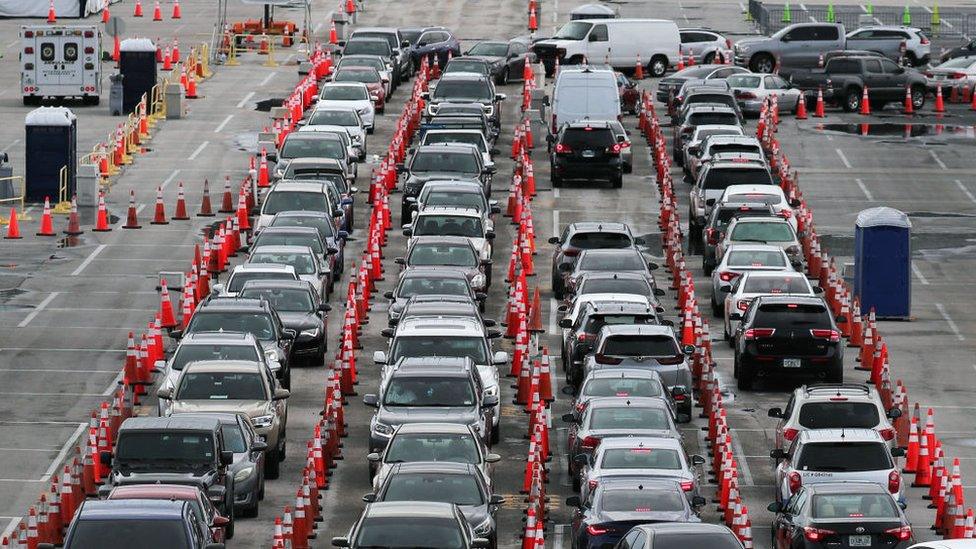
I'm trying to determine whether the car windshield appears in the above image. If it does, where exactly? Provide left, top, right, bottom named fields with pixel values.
left=583, top=377, right=663, bottom=399
left=812, top=494, right=899, bottom=519
left=390, top=336, right=488, bottom=363
left=694, top=128, right=741, bottom=142
left=562, top=128, right=615, bottom=148
left=384, top=377, right=476, bottom=407
left=584, top=314, right=658, bottom=332
left=352, top=31, right=397, bottom=49
left=270, top=215, right=335, bottom=240
left=798, top=402, right=880, bottom=429
left=177, top=371, right=267, bottom=401
left=411, top=151, right=480, bottom=173
left=335, top=68, right=381, bottom=83
left=755, top=303, right=831, bottom=327
left=743, top=276, right=809, bottom=294
left=589, top=407, right=670, bottom=430
left=249, top=251, right=317, bottom=275
left=601, top=448, right=682, bottom=470
left=221, top=424, right=248, bottom=453
left=116, top=432, right=214, bottom=462
left=797, top=442, right=892, bottom=472
left=554, top=21, right=592, bottom=40
left=399, top=277, right=470, bottom=297
left=578, top=251, right=644, bottom=271
left=262, top=191, right=330, bottom=215
left=687, top=95, right=735, bottom=109
left=240, top=288, right=314, bottom=313
left=67, top=520, right=189, bottom=549
left=188, top=312, right=275, bottom=340
left=356, top=516, right=464, bottom=549
left=341, top=57, right=385, bottom=71
left=321, top=86, right=369, bottom=101
left=602, top=335, right=680, bottom=357
left=703, top=167, right=773, bottom=190
left=401, top=29, right=423, bottom=44
left=385, top=433, right=480, bottom=464
left=557, top=84, right=620, bottom=118
left=677, top=66, right=719, bottom=78
left=445, top=60, right=489, bottom=75
left=424, top=133, right=486, bottom=151
left=226, top=271, right=297, bottom=293
left=414, top=215, right=483, bottom=238
left=383, top=473, right=484, bottom=506
left=286, top=170, right=346, bottom=187
left=343, top=40, right=391, bottom=56
left=280, top=137, right=345, bottom=160
left=568, top=232, right=632, bottom=249
left=727, top=74, right=762, bottom=88
left=730, top=221, right=794, bottom=243
left=309, top=109, right=360, bottom=127
left=712, top=144, right=762, bottom=157
left=938, top=57, right=976, bottom=69
left=432, top=80, right=493, bottom=101
left=689, top=112, right=739, bottom=126
left=425, top=191, right=486, bottom=211
left=579, top=278, right=651, bottom=296
left=468, top=42, right=509, bottom=56
left=600, top=488, right=686, bottom=513
left=252, top=233, right=324, bottom=256
left=170, top=344, right=260, bottom=371
left=408, top=243, right=477, bottom=267
left=727, top=249, right=787, bottom=268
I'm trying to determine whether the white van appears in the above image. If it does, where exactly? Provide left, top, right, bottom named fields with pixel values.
left=550, top=66, right=620, bottom=133
left=532, top=19, right=680, bottom=77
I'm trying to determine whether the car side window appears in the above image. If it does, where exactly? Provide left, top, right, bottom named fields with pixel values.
left=632, top=531, right=647, bottom=549
left=814, top=26, right=839, bottom=40
left=783, top=394, right=795, bottom=419
left=764, top=75, right=784, bottom=89
left=784, top=27, right=815, bottom=41
left=619, top=529, right=640, bottom=549
left=510, top=42, right=527, bottom=55
left=590, top=24, right=609, bottom=42
left=880, top=58, right=901, bottom=73
left=864, top=59, right=883, bottom=73
left=730, top=277, right=742, bottom=292
left=848, top=30, right=869, bottom=40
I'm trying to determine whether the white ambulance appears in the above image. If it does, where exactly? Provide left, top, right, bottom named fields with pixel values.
left=21, top=25, right=102, bottom=106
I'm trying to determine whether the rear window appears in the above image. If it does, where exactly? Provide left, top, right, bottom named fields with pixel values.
left=755, top=303, right=831, bottom=327
left=811, top=494, right=899, bottom=519
left=578, top=251, right=644, bottom=271
left=602, top=335, right=679, bottom=356
left=797, top=442, right=892, bottom=472
left=579, top=278, right=651, bottom=296
left=725, top=191, right=777, bottom=205
left=67, top=520, right=189, bottom=549
left=712, top=144, right=762, bottom=156
left=601, top=448, right=682, bottom=469
left=589, top=407, right=670, bottom=430
left=726, top=249, right=787, bottom=268
left=584, top=314, right=658, bottom=332
left=687, top=94, right=735, bottom=107
left=652, top=533, right=741, bottom=549
left=561, top=128, right=615, bottom=148
left=568, top=232, right=632, bottom=249
left=727, top=74, right=762, bottom=88
left=743, top=275, right=809, bottom=294
left=582, top=377, right=663, bottom=399
left=600, top=488, right=686, bottom=513
left=703, top=167, right=773, bottom=190
left=798, top=402, right=880, bottom=429
left=730, top=221, right=795, bottom=243
left=688, top=112, right=739, bottom=126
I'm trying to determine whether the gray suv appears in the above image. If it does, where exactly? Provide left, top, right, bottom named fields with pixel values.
left=734, top=23, right=846, bottom=74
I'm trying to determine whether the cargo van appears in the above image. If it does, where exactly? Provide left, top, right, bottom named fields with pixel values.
left=532, top=19, right=680, bottom=77
left=20, top=25, right=102, bottom=106
left=550, top=66, right=620, bottom=134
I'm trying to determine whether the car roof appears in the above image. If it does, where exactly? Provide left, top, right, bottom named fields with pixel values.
left=573, top=293, right=651, bottom=307
left=729, top=216, right=790, bottom=225
left=414, top=143, right=481, bottom=155
left=403, top=301, right=478, bottom=316
left=78, top=499, right=188, bottom=520
left=580, top=272, right=650, bottom=282
left=585, top=368, right=664, bottom=381
left=175, top=412, right=250, bottom=426
left=396, top=316, right=484, bottom=335
left=597, top=476, right=682, bottom=490
left=391, top=461, right=477, bottom=475
left=708, top=160, right=770, bottom=169
left=409, top=235, right=476, bottom=246
left=599, top=324, right=674, bottom=337
left=283, top=131, right=342, bottom=142
left=269, top=180, right=328, bottom=192
left=353, top=27, right=398, bottom=33
left=686, top=104, right=738, bottom=114
left=563, top=120, right=614, bottom=130
left=638, top=523, right=735, bottom=534
left=272, top=210, right=333, bottom=219
left=417, top=206, right=482, bottom=217
left=741, top=270, right=805, bottom=280
left=799, top=383, right=875, bottom=398
left=249, top=245, right=316, bottom=255
left=400, top=267, right=469, bottom=279
left=284, top=157, right=344, bottom=168
left=723, top=183, right=781, bottom=194
left=568, top=221, right=631, bottom=233
left=753, top=295, right=827, bottom=306
left=181, top=331, right=257, bottom=344
left=195, top=298, right=271, bottom=312
left=579, top=248, right=641, bottom=258
left=231, top=263, right=298, bottom=274
left=365, top=501, right=457, bottom=518
left=421, top=181, right=484, bottom=192
left=798, top=428, right=883, bottom=443
left=395, top=356, right=474, bottom=369
left=693, top=124, right=743, bottom=134
left=322, top=82, right=370, bottom=90
left=585, top=301, right=656, bottom=314
left=437, top=72, right=490, bottom=82
left=239, top=279, right=316, bottom=292
left=108, top=484, right=204, bottom=500
left=598, top=436, right=683, bottom=450
left=391, top=364, right=472, bottom=378
left=346, top=37, right=390, bottom=45
left=257, top=225, right=321, bottom=236
left=723, top=243, right=785, bottom=253
left=120, top=415, right=221, bottom=432
left=587, top=396, right=671, bottom=410
left=805, top=482, right=891, bottom=494
left=395, top=422, right=473, bottom=434
left=182, top=360, right=264, bottom=374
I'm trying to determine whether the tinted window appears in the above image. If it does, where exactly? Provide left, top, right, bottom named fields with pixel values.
left=798, top=402, right=880, bottom=429
left=694, top=128, right=742, bottom=143
left=252, top=232, right=324, bottom=256
left=582, top=377, right=663, bottom=398
left=814, top=26, right=839, bottom=40
left=335, top=68, right=381, bottom=83
left=864, top=59, right=883, bottom=73
left=599, top=488, right=686, bottom=513
left=399, top=276, right=470, bottom=297
left=755, top=303, right=831, bottom=328
left=356, top=516, right=464, bottom=549
left=280, top=137, right=345, bottom=160
left=578, top=251, right=645, bottom=271
left=445, top=59, right=489, bottom=75
left=797, top=442, right=892, bottom=471
left=711, top=144, right=762, bottom=157
left=686, top=94, right=735, bottom=107
left=408, top=243, right=477, bottom=267
left=188, top=312, right=275, bottom=339
left=811, top=494, right=899, bottom=519
left=390, top=335, right=488, bottom=363
left=727, top=74, right=762, bottom=88
left=601, top=448, right=682, bottom=469
left=563, top=127, right=615, bottom=148
left=568, top=232, right=632, bottom=249
left=414, top=215, right=483, bottom=238
left=589, top=407, right=670, bottom=430
left=468, top=42, right=508, bottom=56
left=703, top=167, right=773, bottom=189
left=652, top=532, right=741, bottom=549
left=116, top=432, right=214, bottom=461
left=688, top=112, right=739, bottom=126
left=351, top=32, right=397, bottom=49
left=554, top=21, right=592, bottom=40
left=385, top=433, right=480, bottom=464
left=343, top=40, right=391, bottom=56
left=726, top=249, right=787, bottom=267
left=401, top=30, right=422, bottom=44
left=67, top=519, right=189, bottom=549
left=425, top=191, right=486, bottom=211
left=880, top=58, right=901, bottom=73
left=225, top=271, right=298, bottom=293
left=826, top=59, right=861, bottom=74
left=602, top=335, right=680, bottom=356
left=432, top=80, right=493, bottom=101
left=384, top=377, right=476, bottom=406
left=724, top=191, right=777, bottom=204
left=321, top=86, right=369, bottom=100
left=424, top=132, right=486, bottom=151
left=222, top=424, right=248, bottom=453
left=171, top=344, right=260, bottom=372
left=249, top=251, right=317, bottom=275
left=310, top=109, right=362, bottom=127
left=383, top=473, right=483, bottom=505
left=340, top=57, right=385, bottom=71
left=579, top=278, right=651, bottom=296
left=411, top=151, right=480, bottom=173
left=590, top=24, right=608, bottom=41
left=784, top=27, right=816, bottom=41
left=240, top=287, right=314, bottom=312
left=742, top=276, right=809, bottom=294
left=177, top=372, right=267, bottom=401
left=585, top=314, right=658, bottom=332
left=729, top=221, right=794, bottom=242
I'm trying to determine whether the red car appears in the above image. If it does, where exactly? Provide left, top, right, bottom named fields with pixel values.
left=333, top=66, right=387, bottom=113
left=616, top=71, right=641, bottom=115
left=107, top=484, right=230, bottom=543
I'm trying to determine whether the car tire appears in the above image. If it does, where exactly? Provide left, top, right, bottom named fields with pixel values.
left=749, top=53, right=775, bottom=74
left=571, top=473, right=581, bottom=492
left=224, top=487, right=235, bottom=539
left=553, top=277, right=565, bottom=300
left=703, top=260, right=714, bottom=276
left=501, top=67, right=510, bottom=85
left=367, top=126, right=374, bottom=135
left=224, top=513, right=235, bottom=540
left=649, top=55, right=668, bottom=78
left=489, top=533, right=498, bottom=549
left=264, top=449, right=281, bottom=479
left=552, top=172, right=562, bottom=188
left=827, top=360, right=844, bottom=383
left=843, top=87, right=861, bottom=112
left=314, top=342, right=327, bottom=366
left=711, top=296, right=723, bottom=317
left=911, top=85, right=926, bottom=109
left=240, top=498, right=259, bottom=518
left=611, top=174, right=623, bottom=189
left=903, top=52, right=918, bottom=67
left=724, top=324, right=735, bottom=347
left=737, top=360, right=754, bottom=390
left=490, top=421, right=500, bottom=445
left=703, top=51, right=716, bottom=64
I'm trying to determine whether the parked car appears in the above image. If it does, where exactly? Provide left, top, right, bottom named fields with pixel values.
left=550, top=120, right=626, bottom=189
left=385, top=267, right=484, bottom=322
left=657, top=64, right=750, bottom=104
left=336, top=54, right=394, bottom=96
left=789, top=55, right=927, bottom=112
left=709, top=242, right=796, bottom=312
left=714, top=216, right=803, bottom=268
left=333, top=66, right=387, bottom=112
left=317, top=83, right=376, bottom=133
left=246, top=244, right=331, bottom=301
left=331, top=501, right=488, bottom=549
left=267, top=211, right=347, bottom=275
left=680, top=28, right=732, bottom=64
left=238, top=279, right=330, bottom=365
left=399, top=143, right=492, bottom=224
left=549, top=66, right=620, bottom=133
left=410, top=27, right=462, bottom=68
left=561, top=300, right=661, bottom=387
left=615, top=72, right=641, bottom=114
left=618, top=523, right=744, bottom=549
left=398, top=235, right=491, bottom=293
left=158, top=331, right=272, bottom=408
left=561, top=248, right=658, bottom=297
left=549, top=222, right=641, bottom=299
left=465, top=37, right=535, bottom=84
left=925, top=56, right=976, bottom=95
left=426, top=72, right=504, bottom=129
left=347, top=27, right=412, bottom=83
left=846, top=25, right=930, bottom=66
left=571, top=369, right=675, bottom=419
left=726, top=72, right=803, bottom=116
left=734, top=23, right=847, bottom=74
left=107, top=484, right=229, bottom=542
left=532, top=19, right=680, bottom=77
left=302, top=107, right=367, bottom=160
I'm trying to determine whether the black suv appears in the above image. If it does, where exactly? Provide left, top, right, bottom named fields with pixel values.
left=732, top=295, right=844, bottom=390
left=98, top=416, right=236, bottom=538
left=559, top=300, right=661, bottom=386
left=177, top=298, right=296, bottom=388
left=698, top=202, right=777, bottom=270
left=238, top=280, right=330, bottom=366
left=549, top=121, right=624, bottom=189
left=398, top=144, right=493, bottom=224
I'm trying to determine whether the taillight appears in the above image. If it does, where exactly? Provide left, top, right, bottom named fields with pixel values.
left=24, top=30, right=34, bottom=38
left=619, top=141, right=631, bottom=149
left=577, top=333, right=593, bottom=342
left=706, top=229, right=719, bottom=245
left=783, top=428, right=799, bottom=442
left=586, top=524, right=609, bottom=536
left=594, top=355, right=622, bottom=365
left=888, top=470, right=901, bottom=494
left=803, top=527, right=834, bottom=542
left=718, top=271, right=739, bottom=282
left=744, top=328, right=775, bottom=340
left=581, top=436, right=601, bottom=449
left=656, top=355, right=686, bottom=365
left=779, top=209, right=792, bottom=218
left=680, top=481, right=694, bottom=492
left=879, top=428, right=896, bottom=441
left=737, top=299, right=751, bottom=312
left=736, top=91, right=757, bottom=99
left=25, top=46, right=34, bottom=54
left=84, top=31, right=94, bottom=38
left=575, top=401, right=586, bottom=412
left=680, top=126, right=694, bottom=135
left=885, top=526, right=912, bottom=541
left=924, top=71, right=934, bottom=78
left=810, top=329, right=840, bottom=342
left=949, top=72, right=966, bottom=79
left=588, top=479, right=598, bottom=490
left=726, top=39, right=733, bottom=48
left=555, top=143, right=572, bottom=154
left=920, top=36, right=930, bottom=45
left=788, top=472, right=802, bottom=493
left=563, top=248, right=579, bottom=257
left=607, top=143, right=622, bottom=155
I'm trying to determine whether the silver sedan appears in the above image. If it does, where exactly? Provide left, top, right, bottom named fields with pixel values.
left=727, top=73, right=802, bottom=116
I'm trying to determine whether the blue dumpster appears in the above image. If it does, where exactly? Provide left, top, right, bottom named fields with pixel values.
left=854, top=207, right=911, bottom=319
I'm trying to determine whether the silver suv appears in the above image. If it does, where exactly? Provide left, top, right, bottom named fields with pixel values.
left=772, top=429, right=906, bottom=505
left=768, top=383, right=902, bottom=450
left=845, top=26, right=931, bottom=66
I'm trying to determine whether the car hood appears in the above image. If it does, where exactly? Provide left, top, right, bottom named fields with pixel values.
left=110, top=469, right=217, bottom=487
left=277, top=311, right=322, bottom=331
left=317, top=99, right=373, bottom=112
left=169, top=400, right=269, bottom=418
left=597, top=510, right=696, bottom=524
left=377, top=405, right=480, bottom=426
left=458, top=505, right=491, bottom=528
left=405, top=265, right=480, bottom=280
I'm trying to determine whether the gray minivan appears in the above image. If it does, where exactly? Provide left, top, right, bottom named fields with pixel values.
left=549, top=66, right=620, bottom=137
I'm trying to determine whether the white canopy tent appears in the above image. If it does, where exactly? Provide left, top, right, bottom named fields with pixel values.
left=0, top=0, right=120, bottom=18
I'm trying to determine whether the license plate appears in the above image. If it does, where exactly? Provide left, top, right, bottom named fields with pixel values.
left=783, top=358, right=802, bottom=368
left=849, top=535, right=871, bottom=546
left=581, top=150, right=596, bottom=158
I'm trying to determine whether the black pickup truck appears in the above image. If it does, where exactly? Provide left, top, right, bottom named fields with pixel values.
left=790, top=55, right=927, bottom=112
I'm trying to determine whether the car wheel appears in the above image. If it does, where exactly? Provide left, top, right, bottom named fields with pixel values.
left=711, top=296, right=722, bottom=317
left=367, top=126, right=374, bottom=135
left=489, top=533, right=498, bottom=549
left=749, top=53, right=775, bottom=74
left=903, top=52, right=918, bottom=67
left=224, top=511, right=235, bottom=539
left=501, top=67, right=510, bottom=85
left=911, top=85, right=926, bottom=109
left=264, top=449, right=281, bottom=479
left=724, top=322, right=733, bottom=344
left=611, top=174, right=623, bottom=189
left=571, top=473, right=581, bottom=492
left=703, top=260, right=714, bottom=276
left=649, top=55, right=668, bottom=77
left=490, top=421, right=500, bottom=444
left=240, top=498, right=259, bottom=518
left=552, top=171, right=562, bottom=188
left=315, top=342, right=327, bottom=366
left=703, top=51, right=716, bottom=64
left=843, top=88, right=861, bottom=112
left=737, top=360, right=754, bottom=390
left=827, top=360, right=844, bottom=383
left=553, top=276, right=565, bottom=300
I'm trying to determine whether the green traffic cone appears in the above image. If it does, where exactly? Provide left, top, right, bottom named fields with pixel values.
left=826, top=2, right=835, bottom=22
left=782, top=2, right=792, bottom=23
left=902, top=4, right=911, bottom=25
left=931, top=2, right=940, bottom=25
left=865, top=0, right=873, bottom=14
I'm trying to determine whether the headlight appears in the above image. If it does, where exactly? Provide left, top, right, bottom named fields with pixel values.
left=474, top=517, right=493, bottom=535
left=483, top=385, right=498, bottom=398
left=483, top=105, right=494, bottom=116
left=234, top=466, right=255, bottom=482
left=252, top=415, right=274, bottom=428
left=264, top=349, right=278, bottom=361
left=472, top=274, right=486, bottom=288
left=301, top=327, right=321, bottom=338
left=353, top=135, right=363, bottom=143
left=373, top=422, right=394, bottom=436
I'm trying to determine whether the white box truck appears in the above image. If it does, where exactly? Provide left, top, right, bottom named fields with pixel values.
left=21, top=25, right=102, bottom=106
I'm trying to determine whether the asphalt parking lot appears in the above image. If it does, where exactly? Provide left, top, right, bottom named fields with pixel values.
left=2, top=0, right=976, bottom=547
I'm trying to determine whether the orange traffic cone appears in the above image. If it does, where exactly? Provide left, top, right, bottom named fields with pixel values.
left=219, top=176, right=235, bottom=213
left=152, top=0, right=162, bottom=21
left=860, top=85, right=871, bottom=115
left=171, top=0, right=181, bottom=19
left=162, top=47, right=172, bottom=71
left=150, top=186, right=168, bottom=224
left=133, top=0, right=143, bottom=17
left=4, top=208, right=22, bottom=239
left=64, top=196, right=83, bottom=235
left=185, top=71, right=198, bottom=99
left=329, top=22, right=338, bottom=45
left=101, top=6, right=110, bottom=23
left=814, top=88, right=825, bottom=118
left=173, top=182, right=190, bottom=220
left=198, top=179, right=215, bottom=217
left=676, top=49, right=685, bottom=71
left=47, top=0, right=56, bottom=23
left=795, top=94, right=808, bottom=119
left=528, top=7, right=538, bottom=32
left=903, top=85, right=914, bottom=115
left=122, top=189, right=141, bottom=229
left=159, top=279, right=178, bottom=329
left=93, top=192, right=112, bottom=232
left=635, top=54, right=644, bottom=80
left=971, top=84, right=976, bottom=111
left=935, top=83, right=946, bottom=113
left=36, top=197, right=55, bottom=236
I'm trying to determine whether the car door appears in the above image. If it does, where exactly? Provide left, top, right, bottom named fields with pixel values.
left=775, top=488, right=806, bottom=549
left=862, top=58, right=888, bottom=97
left=879, top=57, right=905, bottom=100
left=586, top=23, right=611, bottom=65
left=508, top=41, right=530, bottom=76
left=779, top=26, right=818, bottom=69
left=774, top=393, right=795, bottom=449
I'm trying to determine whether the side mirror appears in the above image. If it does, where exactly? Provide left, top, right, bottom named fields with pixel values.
left=373, top=351, right=387, bottom=364
left=338, top=230, right=349, bottom=240
left=328, top=247, right=340, bottom=255
left=363, top=394, right=379, bottom=407
left=490, top=494, right=505, bottom=505
left=483, top=319, right=497, bottom=328
left=481, top=258, right=492, bottom=267
left=705, top=198, right=715, bottom=207
left=495, top=93, right=506, bottom=101
left=251, top=440, right=268, bottom=452
left=574, top=454, right=590, bottom=465
left=888, top=407, right=903, bottom=419
left=486, top=453, right=502, bottom=463
left=476, top=292, right=488, bottom=301
left=768, top=407, right=784, bottom=418
left=212, top=283, right=225, bottom=295
left=692, top=496, right=707, bottom=507
left=420, top=92, right=430, bottom=100
left=487, top=329, right=502, bottom=339
left=367, top=452, right=381, bottom=462
left=273, top=388, right=291, bottom=400
left=548, top=236, right=561, bottom=244
left=156, top=387, right=173, bottom=400
left=647, top=261, right=659, bottom=271
left=562, top=385, right=576, bottom=396
left=558, top=263, right=572, bottom=272
left=566, top=495, right=582, bottom=508
left=99, top=450, right=112, bottom=466
left=490, top=204, right=501, bottom=215
left=729, top=312, right=742, bottom=320
left=770, top=448, right=787, bottom=461
left=558, top=318, right=572, bottom=329
left=473, top=539, right=491, bottom=549
left=319, top=303, right=332, bottom=312
left=545, top=134, right=555, bottom=144
left=332, top=537, right=350, bottom=548
left=485, top=230, right=496, bottom=240
left=395, top=164, right=407, bottom=174
left=170, top=329, right=184, bottom=340
left=767, top=501, right=783, bottom=513
left=212, top=516, right=230, bottom=526
left=402, top=228, right=412, bottom=237
left=654, top=288, right=666, bottom=297
left=401, top=40, right=410, bottom=48
left=682, top=344, right=695, bottom=356
left=482, top=394, right=500, bottom=408
left=384, top=291, right=395, bottom=299
left=394, top=257, right=406, bottom=265
left=812, top=286, right=825, bottom=294
left=489, top=148, right=501, bottom=156
left=691, top=454, right=707, bottom=466
left=220, top=450, right=233, bottom=466
left=362, top=493, right=377, bottom=503
left=789, top=198, right=801, bottom=208
left=492, top=351, right=509, bottom=365
left=557, top=305, right=568, bottom=313
left=719, top=285, right=732, bottom=293
left=835, top=315, right=848, bottom=323
left=381, top=328, right=394, bottom=338
left=891, top=447, right=906, bottom=457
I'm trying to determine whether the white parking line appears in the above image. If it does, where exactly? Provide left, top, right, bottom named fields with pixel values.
left=730, top=434, right=755, bottom=486
left=260, top=72, right=277, bottom=87
left=798, top=2, right=807, bottom=9
left=160, top=168, right=181, bottom=191
left=548, top=298, right=559, bottom=335
left=552, top=188, right=560, bottom=198
left=554, top=524, right=567, bottom=548
left=16, top=292, right=59, bottom=328
left=930, top=150, right=948, bottom=170
left=313, top=21, right=324, bottom=34
left=1, top=139, right=20, bottom=152
left=954, top=179, right=976, bottom=204
left=236, top=91, right=255, bottom=109
left=41, top=422, right=88, bottom=483
left=911, top=262, right=930, bottom=286
left=935, top=303, right=965, bottom=341
left=854, top=178, right=874, bottom=201
left=214, top=114, right=234, bottom=133
left=70, top=244, right=106, bottom=276
left=552, top=209, right=560, bottom=237
left=835, top=149, right=852, bottom=169
left=188, top=141, right=209, bottom=161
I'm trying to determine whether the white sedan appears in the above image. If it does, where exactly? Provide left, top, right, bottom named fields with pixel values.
left=718, top=184, right=799, bottom=231
left=709, top=243, right=795, bottom=315
left=721, top=270, right=817, bottom=343
left=316, top=82, right=376, bottom=133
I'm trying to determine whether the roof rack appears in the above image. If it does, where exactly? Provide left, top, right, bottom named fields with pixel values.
left=803, top=383, right=871, bottom=395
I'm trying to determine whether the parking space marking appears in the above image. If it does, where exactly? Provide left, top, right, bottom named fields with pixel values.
left=260, top=72, right=277, bottom=87
left=554, top=524, right=567, bottom=548
left=835, top=149, right=852, bottom=169
left=930, top=150, right=948, bottom=170
left=70, top=244, right=106, bottom=276
left=214, top=114, right=234, bottom=133
left=730, top=432, right=755, bottom=486
left=236, top=91, right=256, bottom=109
left=935, top=303, right=965, bottom=341
left=552, top=188, right=559, bottom=198
left=16, top=292, right=58, bottom=328
left=187, top=141, right=209, bottom=161
left=159, top=169, right=181, bottom=191
left=1, top=139, right=20, bottom=152
left=911, top=262, right=930, bottom=286
left=954, top=179, right=976, bottom=204
left=552, top=209, right=559, bottom=237
left=548, top=298, right=560, bottom=335
left=854, top=178, right=874, bottom=201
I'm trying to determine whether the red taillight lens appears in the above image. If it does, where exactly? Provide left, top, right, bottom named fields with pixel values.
left=920, top=36, right=930, bottom=45
left=680, top=481, right=694, bottom=492
left=885, top=526, right=912, bottom=541
left=889, top=470, right=901, bottom=494
left=607, top=143, right=622, bottom=155
left=736, top=91, right=758, bottom=99
left=779, top=209, right=792, bottom=218
left=84, top=47, right=95, bottom=54
left=737, top=299, right=751, bottom=312
left=619, top=141, right=631, bottom=149
left=718, top=271, right=739, bottom=282
left=879, top=428, right=896, bottom=441
left=25, top=47, right=34, bottom=54
left=706, top=229, right=719, bottom=245
left=575, top=402, right=586, bottom=412
left=582, top=436, right=601, bottom=449
left=555, top=143, right=571, bottom=154
left=577, top=333, right=593, bottom=343
left=588, top=479, right=599, bottom=490
left=788, top=471, right=802, bottom=493
left=24, top=30, right=34, bottom=38
left=656, top=355, right=686, bottom=365
left=586, top=524, right=609, bottom=536
left=783, top=428, right=799, bottom=442
left=84, top=31, right=94, bottom=38
left=726, top=39, right=733, bottom=48
left=551, top=116, right=558, bottom=134
left=744, top=328, right=776, bottom=340
left=803, top=527, right=834, bottom=542
left=681, top=126, right=694, bottom=135
left=950, top=72, right=966, bottom=79
left=594, top=354, right=622, bottom=365
left=810, top=329, right=840, bottom=342
left=563, top=248, right=579, bottom=257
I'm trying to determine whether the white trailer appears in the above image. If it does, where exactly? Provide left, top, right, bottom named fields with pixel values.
left=20, top=25, right=102, bottom=106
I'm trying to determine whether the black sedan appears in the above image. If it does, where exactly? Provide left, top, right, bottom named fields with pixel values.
left=238, top=280, right=329, bottom=366
left=464, top=38, right=535, bottom=85
left=769, top=482, right=913, bottom=549
left=568, top=477, right=704, bottom=549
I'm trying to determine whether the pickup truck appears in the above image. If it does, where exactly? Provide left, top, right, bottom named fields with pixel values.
left=734, top=23, right=846, bottom=75
left=789, top=55, right=927, bottom=112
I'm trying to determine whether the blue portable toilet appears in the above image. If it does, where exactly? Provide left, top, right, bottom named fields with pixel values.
left=854, top=207, right=911, bottom=319
left=24, top=106, right=77, bottom=203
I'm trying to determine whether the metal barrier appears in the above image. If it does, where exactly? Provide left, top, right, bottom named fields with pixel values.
left=224, top=33, right=280, bottom=67
left=0, top=176, right=30, bottom=224
left=52, top=166, right=72, bottom=214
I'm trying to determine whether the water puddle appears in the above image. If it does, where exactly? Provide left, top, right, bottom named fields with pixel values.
left=254, top=98, right=285, bottom=112
left=810, top=123, right=976, bottom=142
